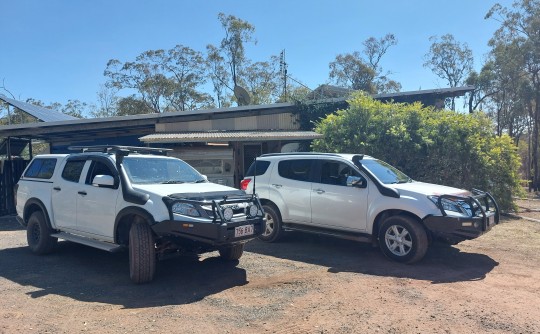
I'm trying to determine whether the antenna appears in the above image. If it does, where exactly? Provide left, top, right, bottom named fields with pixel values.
left=252, top=157, right=257, bottom=196
left=234, top=85, right=251, bottom=106
left=280, top=50, right=288, bottom=100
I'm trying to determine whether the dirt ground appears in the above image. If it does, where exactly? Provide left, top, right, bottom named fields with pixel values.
left=0, top=210, right=539, bottom=334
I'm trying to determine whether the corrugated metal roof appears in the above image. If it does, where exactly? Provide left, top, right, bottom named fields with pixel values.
left=140, top=131, right=323, bottom=143
left=0, top=95, right=78, bottom=122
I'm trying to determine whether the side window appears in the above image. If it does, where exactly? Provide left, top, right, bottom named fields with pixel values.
left=24, top=158, right=57, bottom=179
left=318, top=160, right=360, bottom=186
left=62, top=160, right=86, bottom=183
left=278, top=159, right=313, bottom=182
left=86, top=161, right=114, bottom=185
left=245, top=160, right=271, bottom=177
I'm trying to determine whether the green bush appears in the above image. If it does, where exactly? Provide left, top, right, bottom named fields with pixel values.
left=312, top=92, right=522, bottom=211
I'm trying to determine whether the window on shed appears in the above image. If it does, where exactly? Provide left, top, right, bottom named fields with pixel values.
left=62, top=160, right=86, bottom=183
left=24, top=158, right=57, bottom=179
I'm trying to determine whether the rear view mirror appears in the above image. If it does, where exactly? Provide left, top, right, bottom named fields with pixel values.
left=92, top=175, right=115, bottom=188
left=347, top=175, right=367, bottom=188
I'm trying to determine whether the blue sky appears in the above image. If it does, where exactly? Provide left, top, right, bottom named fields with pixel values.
left=0, top=0, right=514, bottom=107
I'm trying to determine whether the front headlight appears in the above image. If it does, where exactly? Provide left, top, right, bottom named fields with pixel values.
left=428, top=196, right=471, bottom=216
left=172, top=202, right=201, bottom=217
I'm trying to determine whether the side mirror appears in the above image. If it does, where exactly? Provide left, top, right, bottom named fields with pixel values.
left=347, top=175, right=367, bottom=188
left=92, top=175, right=115, bottom=188
left=202, top=174, right=208, bottom=181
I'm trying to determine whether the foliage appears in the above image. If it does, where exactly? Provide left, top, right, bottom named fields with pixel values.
left=424, top=34, right=474, bottom=110
left=104, top=45, right=212, bottom=113
left=312, top=93, right=522, bottom=211
left=328, top=34, right=401, bottom=94
left=485, top=0, right=540, bottom=191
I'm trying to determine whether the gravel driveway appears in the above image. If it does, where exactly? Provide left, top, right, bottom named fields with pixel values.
left=0, top=215, right=538, bottom=334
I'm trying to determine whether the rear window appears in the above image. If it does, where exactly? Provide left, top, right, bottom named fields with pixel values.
left=245, top=160, right=271, bottom=177
left=278, top=159, right=314, bottom=182
left=24, top=158, right=57, bottom=179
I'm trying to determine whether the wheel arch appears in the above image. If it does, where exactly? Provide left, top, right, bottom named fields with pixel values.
left=23, top=198, right=53, bottom=229
left=372, top=209, right=428, bottom=242
left=259, top=199, right=283, bottom=221
left=115, top=206, right=156, bottom=246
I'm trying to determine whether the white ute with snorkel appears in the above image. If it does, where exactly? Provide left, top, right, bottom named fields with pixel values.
left=241, top=152, right=499, bottom=263
left=15, top=145, right=265, bottom=283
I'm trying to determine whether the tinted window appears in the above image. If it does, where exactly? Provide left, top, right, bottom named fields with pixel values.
left=24, top=158, right=57, bottom=179
left=278, top=159, right=313, bottom=182
left=245, top=160, right=271, bottom=177
left=86, top=161, right=114, bottom=185
left=62, top=160, right=86, bottom=183
left=318, top=160, right=360, bottom=186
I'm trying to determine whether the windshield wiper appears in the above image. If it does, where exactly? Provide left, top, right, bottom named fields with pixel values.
left=194, top=179, right=207, bottom=183
left=161, top=180, right=185, bottom=184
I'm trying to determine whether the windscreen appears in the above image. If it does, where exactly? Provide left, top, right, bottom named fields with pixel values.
left=361, top=159, right=411, bottom=184
left=123, top=157, right=205, bottom=184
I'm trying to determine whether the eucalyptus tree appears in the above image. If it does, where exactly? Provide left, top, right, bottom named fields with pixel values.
left=423, top=34, right=474, bottom=110
left=486, top=0, right=540, bottom=190
left=104, top=45, right=209, bottom=113
left=329, top=34, right=401, bottom=94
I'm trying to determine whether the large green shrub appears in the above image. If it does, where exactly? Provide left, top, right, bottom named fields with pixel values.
left=312, top=92, right=522, bottom=211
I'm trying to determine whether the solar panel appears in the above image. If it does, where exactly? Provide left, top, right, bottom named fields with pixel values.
left=0, top=95, right=78, bottom=122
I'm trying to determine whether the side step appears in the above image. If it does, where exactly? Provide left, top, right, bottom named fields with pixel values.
left=282, top=224, right=372, bottom=243
left=51, top=232, right=124, bottom=252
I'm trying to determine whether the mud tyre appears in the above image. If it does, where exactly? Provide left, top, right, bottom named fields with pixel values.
left=129, top=222, right=156, bottom=284
left=219, top=243, right=245, bottom=261
left=26, top=211, right=57, bottom=255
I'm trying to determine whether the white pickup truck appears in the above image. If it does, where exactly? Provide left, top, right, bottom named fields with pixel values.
left=15, top=145, right=265, bottom=283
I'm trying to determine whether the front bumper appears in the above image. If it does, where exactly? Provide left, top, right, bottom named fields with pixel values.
left=151, top=216, right=265, bottom=247
left=423, top=212, right=497, bottom=244
left=423, top=189, right=499, bottom=244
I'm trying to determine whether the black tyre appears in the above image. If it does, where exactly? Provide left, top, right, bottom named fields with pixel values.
left=26, top=211, right=57, bottom=255
left=378, top=215, right=428, bottom=264
left=219, top=243, right=245, bottom=260
left=129, top=222, right=156, bottom=284
left=259, top=204, right=283, bottom=242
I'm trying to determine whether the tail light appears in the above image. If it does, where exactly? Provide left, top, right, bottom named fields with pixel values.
left=240, top=178, right=251, bottom=191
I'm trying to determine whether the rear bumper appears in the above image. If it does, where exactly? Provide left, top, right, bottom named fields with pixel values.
left=151, top=217, right=265, bottom=247
left=423, top=212, right=497, bottom=244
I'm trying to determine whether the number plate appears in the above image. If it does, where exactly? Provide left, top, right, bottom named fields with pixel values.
left=235, top=224, right=254, bottom=238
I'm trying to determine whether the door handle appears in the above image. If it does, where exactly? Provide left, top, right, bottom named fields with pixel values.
left=78, top=191, right=87, bottom=196
left=314, top=188, right=325, bottom=194
left=53, top=187, right=61, bottom=191
left=272, top=184, right=282, bottom=189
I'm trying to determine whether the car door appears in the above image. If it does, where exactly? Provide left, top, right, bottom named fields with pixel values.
left=76, top=159, right=120, bottom=241
left=51, top=158, right=87, bottom=231
left=268, top=158, right=315, bottom=224
left=310, top=159, right=369, bottom=231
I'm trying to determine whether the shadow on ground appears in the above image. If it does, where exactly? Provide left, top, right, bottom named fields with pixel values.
left=246, top=231, right=499, bottom=284
left=0, top=216, right=246, bottom=309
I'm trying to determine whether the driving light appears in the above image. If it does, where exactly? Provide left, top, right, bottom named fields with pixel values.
left=223, top=207, right=234, bottom=221
left=172, top=203, right=201, bottom=217
left=248, top=204, right=258, bottom=217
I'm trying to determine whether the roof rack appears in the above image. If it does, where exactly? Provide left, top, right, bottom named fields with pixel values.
left=68, top=145, right=172, bottom=155
left=260, top=152, right=344, bottom=158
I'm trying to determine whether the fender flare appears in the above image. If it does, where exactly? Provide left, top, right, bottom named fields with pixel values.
left=23, top=198, right=53, bottom=229
left=114, top=206, right=156, bottom=244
